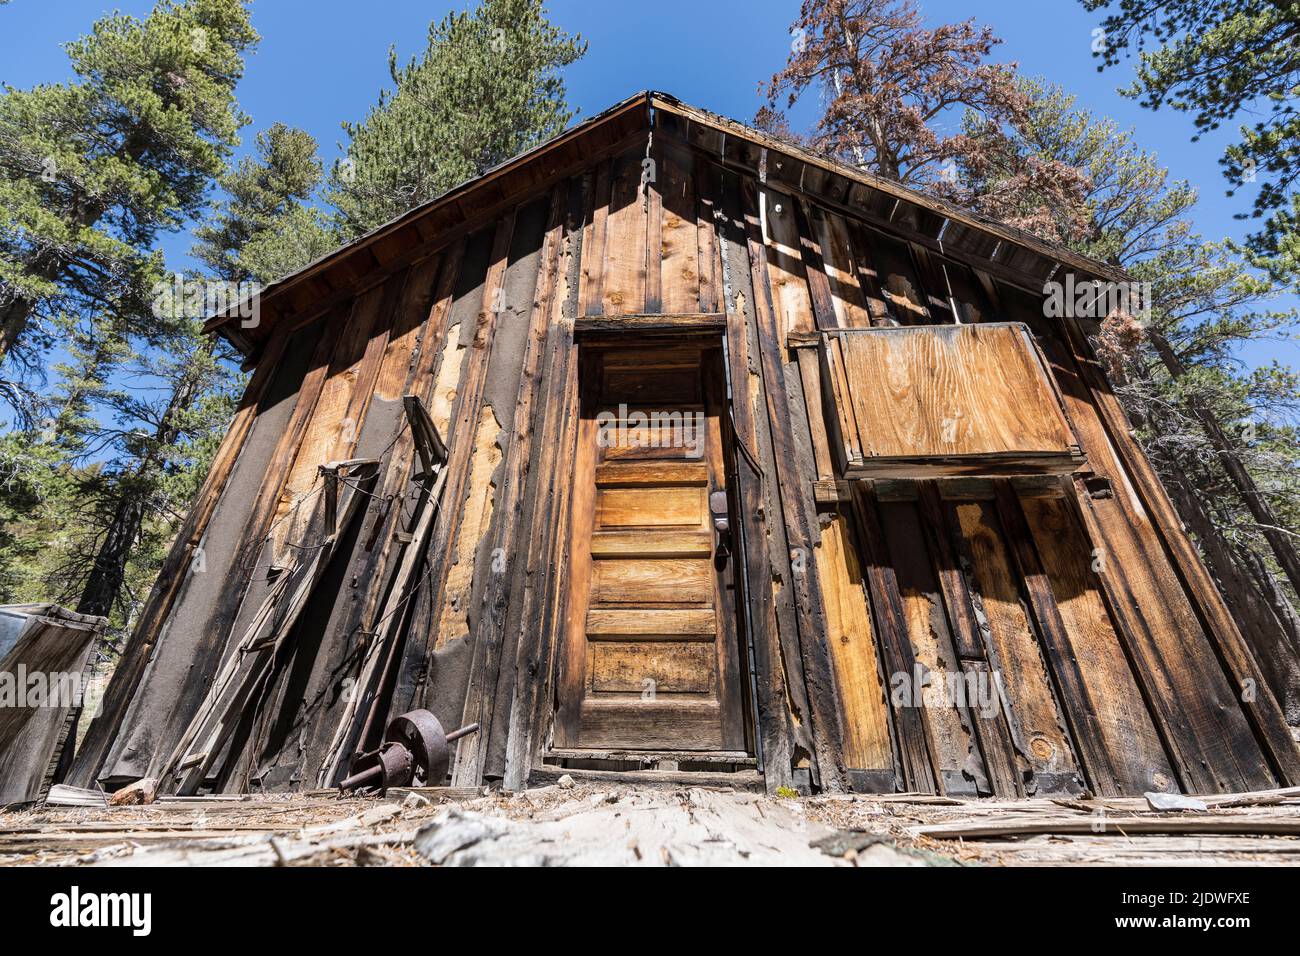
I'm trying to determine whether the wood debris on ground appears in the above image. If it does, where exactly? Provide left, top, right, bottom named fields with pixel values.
left=2, top=784, right=1298, bottom=867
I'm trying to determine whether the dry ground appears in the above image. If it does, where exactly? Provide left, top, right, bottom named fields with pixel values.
left=2, top=782, right=1298, bottom=866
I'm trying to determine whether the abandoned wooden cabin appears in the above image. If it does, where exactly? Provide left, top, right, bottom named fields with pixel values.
left=66, top=91, right=1300, bottom=799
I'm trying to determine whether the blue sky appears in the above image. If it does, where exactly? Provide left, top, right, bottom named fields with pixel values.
left=3, top=0, right=1295, bottom=370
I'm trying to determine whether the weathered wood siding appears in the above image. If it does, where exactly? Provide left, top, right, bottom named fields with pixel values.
left=70, top=97, right=1300, bottom=797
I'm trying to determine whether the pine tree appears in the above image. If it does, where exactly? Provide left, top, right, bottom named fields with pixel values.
left=760, top=0, right=1087, bottom=239
left=1083, top=0, right=1300, bottom=281
left=0, top=1, right=258, bottom=632
left=66, top=117, right=335, bottom=626
left=0, top=0, right=259, bottom=385
left=192, top=122, right=335, bottom=285
left=55, top=320, right=237, bottom=622
left=327, top=0, right=585, bottom=236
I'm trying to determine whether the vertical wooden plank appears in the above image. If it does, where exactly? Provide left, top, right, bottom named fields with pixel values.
left=951, top=496, right=1082, bottom=794
left=657, top=146, right=700, bottom=315
left=796, top=348, right=836, bottom=480
left=453, top=188, right=566, bottom=785
left=644, top=146, right=663, bottom=314
left=373, top=254, right=443, bottom=402
left=791, top=199, right=839, bottom=334
left=787, top=202, right=863, bottom=478
left=917, top=482, right=1021, bottom=796
left=503, top=173, right=588, bottom=790
left=268, top=284, right=390, bottom=562
left=726, top=306, right=794, bottom=788
left=820, top=332, right=864, bottom=470
left=844, top=219, right=896, bottom=326
left=857, top=228, right=930, bottom=324
left=601, top=147, right=647, bottom=316
left=718, top=165, right=801, bottom=789
left=578, top=162, right=610, bottom=316
left=851, top=483, right=938, bottom=793
left=421, top=212, right=518, bottom=656
left=1075, top=482, right=1272, bottom=792
left=879, top=499, right=987, bottom=796
left=815, top=511, right=895, bottom=789
left=742, top=175, right=846, bottom=790
left=694, top=153, right=721, bottom=314
left=227, top=311, right=347, bottom=591
left=760, top=187, right=813, bottom=340
left=383, top=241, right=469, bottom=728
left=813, top=208, right=873, bottom=328
left=701, top=345, right=749, bottom=752
left=907, top=244, right=957, bottom=323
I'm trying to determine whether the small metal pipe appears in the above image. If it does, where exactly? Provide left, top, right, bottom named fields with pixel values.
left=445, top=722, right=480, bottom=743
left=338, top=763, right=383, bottom=792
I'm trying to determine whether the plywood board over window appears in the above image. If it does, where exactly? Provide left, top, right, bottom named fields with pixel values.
left=822, top=323, right=1085, bottom=478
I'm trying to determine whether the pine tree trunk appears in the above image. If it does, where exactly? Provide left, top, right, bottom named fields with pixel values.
left=75, top=492, right=147, bottom=619
left=72, top=348, right=208, bottom=619
left=0, top=297, right=34, bottom=366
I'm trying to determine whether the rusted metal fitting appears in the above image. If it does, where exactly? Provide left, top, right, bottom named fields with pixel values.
left=338, top=709, right=479, bottom=794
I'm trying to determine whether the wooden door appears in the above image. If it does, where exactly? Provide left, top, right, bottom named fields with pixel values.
left=555, top=342, right=747, bottom=753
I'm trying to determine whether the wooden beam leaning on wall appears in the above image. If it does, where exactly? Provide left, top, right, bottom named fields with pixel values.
left=160, top=458, right=380, bottom=795
left=306, top=248, right=461, bottom=777
left=317, top=398, right=450, bottom=787
left=140, top=306, right=353, bottom=784
left=367, top=211, right=520, bottom=787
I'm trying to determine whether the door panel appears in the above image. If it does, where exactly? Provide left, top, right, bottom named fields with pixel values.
left=590, top=557, right=713, bottom=605
left=595, top=486, right=705, bottom=528
left=600, top=406, right=706, bottom=462
left=556, top=342, right=747, bottom=752
left=590, top=530, right=711, bottom=557
left=589, top=642, right=716, bottom=694
left=584, top=608, right=716, bottom=638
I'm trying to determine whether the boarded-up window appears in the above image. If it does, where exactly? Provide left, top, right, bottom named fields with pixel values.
left=822, top=323, right=1084, bottom=478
